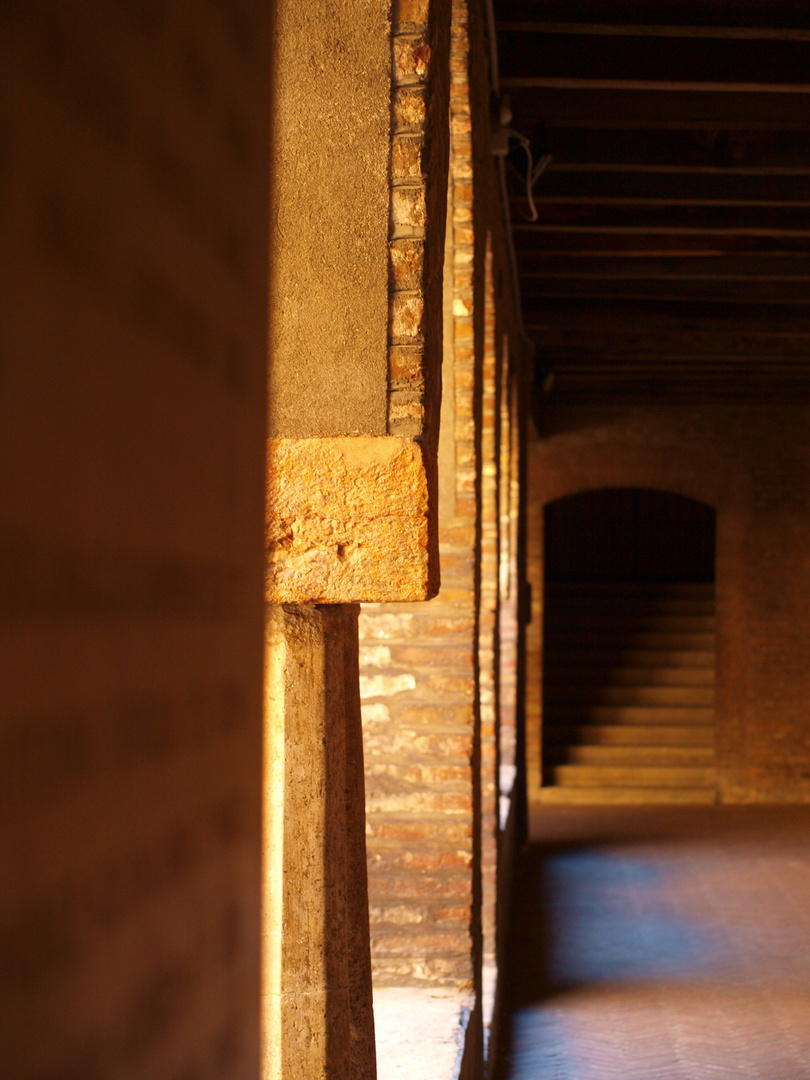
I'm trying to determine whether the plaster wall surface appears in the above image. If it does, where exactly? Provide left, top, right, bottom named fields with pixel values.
left=529, top=403, right=810, bottom=803
left=1, top=3, right=269, bottom=1075
left=269, top=0, right=391, bottom=438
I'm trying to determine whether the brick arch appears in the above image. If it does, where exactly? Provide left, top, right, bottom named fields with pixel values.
left=530, top=447, right=727, bottom=516
left=523, top=413, right=750, bottom=818
left=542, top=483, right=716, bottom=516
left=543, top=487, right=716, bottom=584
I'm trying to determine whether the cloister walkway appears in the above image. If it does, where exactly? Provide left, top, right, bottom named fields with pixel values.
left=495, top=806, right=810, bottom=1080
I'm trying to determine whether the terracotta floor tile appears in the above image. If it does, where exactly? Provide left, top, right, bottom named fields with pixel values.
left=496, top=807, right=810, bottom=1080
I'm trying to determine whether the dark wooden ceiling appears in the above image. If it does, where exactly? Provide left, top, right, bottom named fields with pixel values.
left=493, top=0, right=810, bottom=401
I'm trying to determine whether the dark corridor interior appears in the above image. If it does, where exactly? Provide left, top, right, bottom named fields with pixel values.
left=545, top=488, right=716, bottom=583
left=541, top=492, right=717, bottom=802
left=490, top=2, right=810, bottom=1076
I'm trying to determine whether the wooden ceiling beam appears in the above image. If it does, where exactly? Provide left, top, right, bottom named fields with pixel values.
left=511, top=232, right=810, bottom=255
left=494, top=2, right=810, bottom=32
left=546, top=362, right=810, bottom=372
left=548, top=380, right=810, bottom=393
left=521, top=298, right=810, bottom=331
left=530, top=334, right=810, bottom=357
left=497, top=30, right=810, bottom=86
left=498, top=23, right=810, bottom=42
left=503, top=86, right=810, bottom=129
left=515, top=255, right=810, bottom=279
left=493, top=0, right=810, bottom=399
left=531, top=169, right=810, bottom=203
left=511, top=204, right=810, bottom=233
left=522, top=278, right=810, bottom=303
left=527, top=129, right=810, bottom=169
left=557, top=373, right=810, bottom=386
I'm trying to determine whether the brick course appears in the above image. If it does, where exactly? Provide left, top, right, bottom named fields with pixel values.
left=361, top=0, right=528, bottom=1008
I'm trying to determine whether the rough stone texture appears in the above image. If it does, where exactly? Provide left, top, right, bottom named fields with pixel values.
left=269, top=0, right=390, bottom=438
left=526, top=403, right=810, bottom=817
left=266, top=0, right=452, bottom=604
left=0, top=3, right=269, bottom=1075
left=266, top=437, right=438, bottom=604
left=263, top=605, right=376, bottom=1080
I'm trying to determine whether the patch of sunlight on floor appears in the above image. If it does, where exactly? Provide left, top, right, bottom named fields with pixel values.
left=497, top=807, right=810, bottom=1080
left=373, top=987, right=473, bottom=1080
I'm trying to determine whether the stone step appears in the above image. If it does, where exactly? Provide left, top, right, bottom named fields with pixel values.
left=549, top=705, right=715, bottom=724
left=545, top=684, right=714, bottom=707
left=534, top=786, right=717, bottom=805
left=548, top=744, right=715, bottom=766
left=546, top=666, right=714, bottom=687
left=544, top=723, right=715, bottom=746
left=550, top=631, right=716, bottom=650
left=546, top=614, right=716, bottom=632
left=551, top=764, right=717, bottom=788
left=546, top=648, right=715, bottom=669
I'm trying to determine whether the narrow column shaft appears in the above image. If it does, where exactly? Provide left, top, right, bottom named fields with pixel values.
left=263, top=604, right=376, bottom=1080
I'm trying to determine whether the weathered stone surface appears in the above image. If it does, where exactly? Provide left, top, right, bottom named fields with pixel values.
left=266, top=437, right=439, bottom=603
left=263, top=604, right=376, bottom=1080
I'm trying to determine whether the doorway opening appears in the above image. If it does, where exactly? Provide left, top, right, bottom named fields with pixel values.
left=541, top=489, right=717, bottom=804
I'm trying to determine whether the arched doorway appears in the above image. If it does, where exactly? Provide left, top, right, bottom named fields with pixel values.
left=542, top=489, right=717, bottom=803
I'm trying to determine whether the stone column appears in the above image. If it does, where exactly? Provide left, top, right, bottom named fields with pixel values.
left=263, top=605, right=374, bottom=1080
left=266, top=0, right=451, bottom=1076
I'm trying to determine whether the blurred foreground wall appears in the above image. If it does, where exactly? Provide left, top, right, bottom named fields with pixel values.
left=1, top=5, right=270, bottom=1075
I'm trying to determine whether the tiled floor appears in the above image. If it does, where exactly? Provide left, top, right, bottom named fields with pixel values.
left=496, top=806, right=810, bottom=1080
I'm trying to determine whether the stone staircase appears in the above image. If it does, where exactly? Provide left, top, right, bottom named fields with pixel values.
left=540, top=581, right=717, bottom=804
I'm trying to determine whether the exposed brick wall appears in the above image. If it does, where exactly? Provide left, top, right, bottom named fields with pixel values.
left=478, top=239, right=501, bottom=969
left=360, top=3, right=478, bottom=978
left=360, top=591, right=477, bottom=986
left=389, top=0, right=451, bottom=448
left=527, top=402, right=810, bottom=807
left=499, top=378, right=521, bottom=785
left=361, top=0, right=528, bottom=1009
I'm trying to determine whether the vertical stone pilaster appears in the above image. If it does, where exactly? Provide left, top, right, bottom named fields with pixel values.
left=344, top=620, right=378, bottom=1080
left=263, top=605, right=375, bottom=1080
